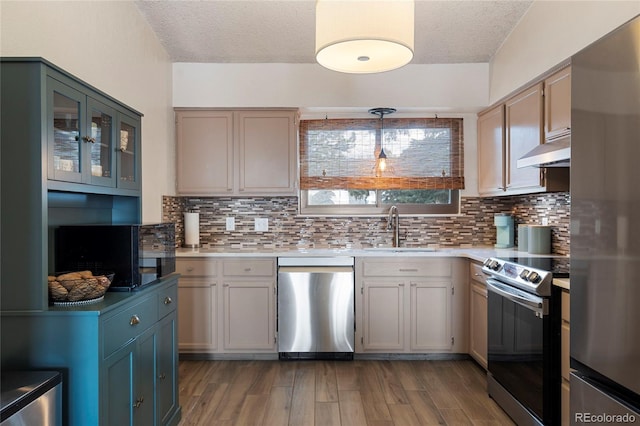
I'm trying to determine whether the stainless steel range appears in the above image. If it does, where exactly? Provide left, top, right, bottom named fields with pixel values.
left=482, top=256, right=568, bottom=425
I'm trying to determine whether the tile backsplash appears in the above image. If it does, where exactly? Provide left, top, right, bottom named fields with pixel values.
left=163, top=192, right=570, bottom=255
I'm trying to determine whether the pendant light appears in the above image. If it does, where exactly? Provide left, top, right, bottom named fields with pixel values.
left=369, top=107, right=396, bottom=177
left=315, top=0, right=415, bottom=74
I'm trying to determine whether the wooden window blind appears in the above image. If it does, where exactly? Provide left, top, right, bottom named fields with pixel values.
left=300, top=117, right=464, bottom=190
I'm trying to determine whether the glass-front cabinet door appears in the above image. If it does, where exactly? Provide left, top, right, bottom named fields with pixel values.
left=87, top=97, right=116, bottom=187
left=117, top=113, right=141, bottom=190
left=48, top=77, right=85, bottom=183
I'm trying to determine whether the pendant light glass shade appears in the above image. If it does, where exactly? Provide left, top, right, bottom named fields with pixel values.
left=315, top=0, right=415, bottom=74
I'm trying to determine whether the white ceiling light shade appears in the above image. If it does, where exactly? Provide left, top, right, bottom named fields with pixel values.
left=315, top=0, right=415, bottom=74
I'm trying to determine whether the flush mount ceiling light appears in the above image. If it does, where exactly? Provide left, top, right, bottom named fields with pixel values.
left=315, top=0, right=415, bottom=74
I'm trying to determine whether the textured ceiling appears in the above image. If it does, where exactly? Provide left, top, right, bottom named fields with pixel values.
left=135, top=0, right=533, bottom=64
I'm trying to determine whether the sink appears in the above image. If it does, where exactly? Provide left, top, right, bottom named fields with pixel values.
left=362, top=247, right=438, bottom=253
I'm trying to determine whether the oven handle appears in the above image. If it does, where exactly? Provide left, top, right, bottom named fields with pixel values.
left=486, top=278, right=548, bottom=317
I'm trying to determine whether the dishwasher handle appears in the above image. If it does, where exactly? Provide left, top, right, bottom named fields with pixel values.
left=278, top=266, right=354, bottom=274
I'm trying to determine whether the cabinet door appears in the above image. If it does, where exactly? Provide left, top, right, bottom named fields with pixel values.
left=157, top=313, right=178, bottom=424
left=135, top=326, right=156, bottom=426
left=47, top=76, right=86, bottom=183
left=87, top=97, right=117, bottom=187
left=223, top=280, right=275, bottom=351
left=477, top=105, right=505, bottom=196
left=104, top=341, right=135, bottom=425
left=178, top=279, right=217, bottom=352
left=469, top=281, right=488, bottom=368
left=544, top=66, right=571, bottom=140
left=362, top=280, right=405, bottom=351
left=117, top=112, right=141, bottom=190
left=176, top=110, right=234, bottom=194
left=410, top=280, right=452, bottom=351
left=505, top=83, right=544, bottom=192
left=237, top=110, right=297, bottom=194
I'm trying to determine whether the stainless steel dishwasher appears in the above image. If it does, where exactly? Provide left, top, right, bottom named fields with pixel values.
left=277, top=256, right=355, bottom=360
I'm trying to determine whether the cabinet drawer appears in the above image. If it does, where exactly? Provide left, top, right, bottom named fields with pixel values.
left=561, top=290, right=570, bottom=322
left=103, top=295, right=158, bottom=357
left=223, top=259, right=275, bottom=277
left=469, top=262, right=487, bottom=285
left=158, top=282, right=178, bottom=318
left=362, top=259, right=451, bottom=277
left=176, top=258, right=218, bottom=276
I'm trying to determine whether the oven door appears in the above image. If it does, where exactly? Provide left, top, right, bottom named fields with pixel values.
left=487, top=278, right=557, bottom=424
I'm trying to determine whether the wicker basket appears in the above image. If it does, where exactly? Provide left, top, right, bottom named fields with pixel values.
left=48, top=271, right=114, bottom=303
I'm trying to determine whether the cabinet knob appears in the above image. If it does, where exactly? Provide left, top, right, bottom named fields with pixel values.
left=129, top=315, right=140, bottom=326
left=244, top=268, right=252, bottom=272
left=158, top=373, right=166, bottom=380
left=164, top=296, right=173, bottom=305
left=186, top=267, right=194, bottom=272
left=133, top=397, right=144, bottom=408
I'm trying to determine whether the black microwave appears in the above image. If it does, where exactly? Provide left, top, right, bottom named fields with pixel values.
left=55, top=223, right=176, bottom=291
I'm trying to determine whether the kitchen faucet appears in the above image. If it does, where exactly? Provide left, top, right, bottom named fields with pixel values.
left=387, top=205, right=400, bottom=247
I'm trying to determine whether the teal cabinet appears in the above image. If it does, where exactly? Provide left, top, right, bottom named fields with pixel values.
left=1, top=276, right=181, bottom=426
left=1, top=57, right=142, bottom=312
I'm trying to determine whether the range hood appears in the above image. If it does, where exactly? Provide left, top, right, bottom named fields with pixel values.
left=517, top=134, right=570, bottom=168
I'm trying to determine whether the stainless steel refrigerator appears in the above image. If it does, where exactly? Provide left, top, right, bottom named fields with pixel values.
left=571, top=14, right=640, bottom=424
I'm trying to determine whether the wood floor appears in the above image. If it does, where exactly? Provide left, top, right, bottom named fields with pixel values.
left=177, top=359, right=515, bottom=425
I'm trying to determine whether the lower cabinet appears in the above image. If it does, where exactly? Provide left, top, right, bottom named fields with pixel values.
left=356, top=257, right=467, bottom=353
left=0, top=275, right=180, bottom=426
left=176, top=257, right=276, bottom=354
left=561, top=288, right=571, bottom=426
left=469, top=261, right=488, bottom=368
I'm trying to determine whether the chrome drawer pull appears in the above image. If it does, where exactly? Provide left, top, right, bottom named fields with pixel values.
left=399, top=268, right=418, bottom=272
left=186, top=267, right=194, bottom=272
left=244, top=268, right=252, bottom=272
left=164, top=296, right=173, bottom=305
left=129, top=315, right=140, bottom=326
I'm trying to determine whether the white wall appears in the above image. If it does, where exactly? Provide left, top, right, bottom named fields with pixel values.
left=490, top=2, right=640, bottom=103
left=0, top=0, right=173, bottom=222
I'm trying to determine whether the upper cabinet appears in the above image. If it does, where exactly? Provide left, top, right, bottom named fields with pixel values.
left=477, top=65, right=570, bottom=197
left=46, top=69, right=141, bottom=194
left=477, top=105, right=505, bottom=196
left=1, top=58, right=142, bottom=311
left=176, top=109, right=298, bottom=196
left=544, top=66, right=571, bottom=140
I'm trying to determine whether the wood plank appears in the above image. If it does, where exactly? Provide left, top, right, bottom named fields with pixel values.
left=387, top=404, right=422, bottom=426
left=315, top=361, right=338, bottom=402
left=262, top=386, right=292, bottom=426
left=187, top=382, right=229, bottom=426
left=360, top=391, right=393, bottom=423
left=439, top=408, right=474, bottom=425
left=405, top=390, right=446, bottom=425
left=338, top=390, right=368, bottom=426
left=315, top=402, right=341, bottom=426
left=377, top=360, right=409, bottom=404
left=335, top=360, right=360, bottom=391
left=289, top=365, right=316, bottom=426
left=234, top=394, right=268, bottom=425
left=393, top=361, right=427, bottom=391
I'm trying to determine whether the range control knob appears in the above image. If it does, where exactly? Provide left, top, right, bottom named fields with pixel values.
left=489, top=260, right=501, bottom=271
left=527, top=271, right=541, bottom=283
left=483, top=258, right=492, bottom=267
left=519, top=269, right=530, bottom=280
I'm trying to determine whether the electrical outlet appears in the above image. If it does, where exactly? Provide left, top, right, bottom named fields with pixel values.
left=541, top=217, right=549, bottom=226
left=254, top=218, right=268, bottom=232
left=226, top=217, right=235, bottom=231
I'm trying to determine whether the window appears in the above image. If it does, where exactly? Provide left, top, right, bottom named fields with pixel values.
left=299, top=117, right=464, bottom=215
